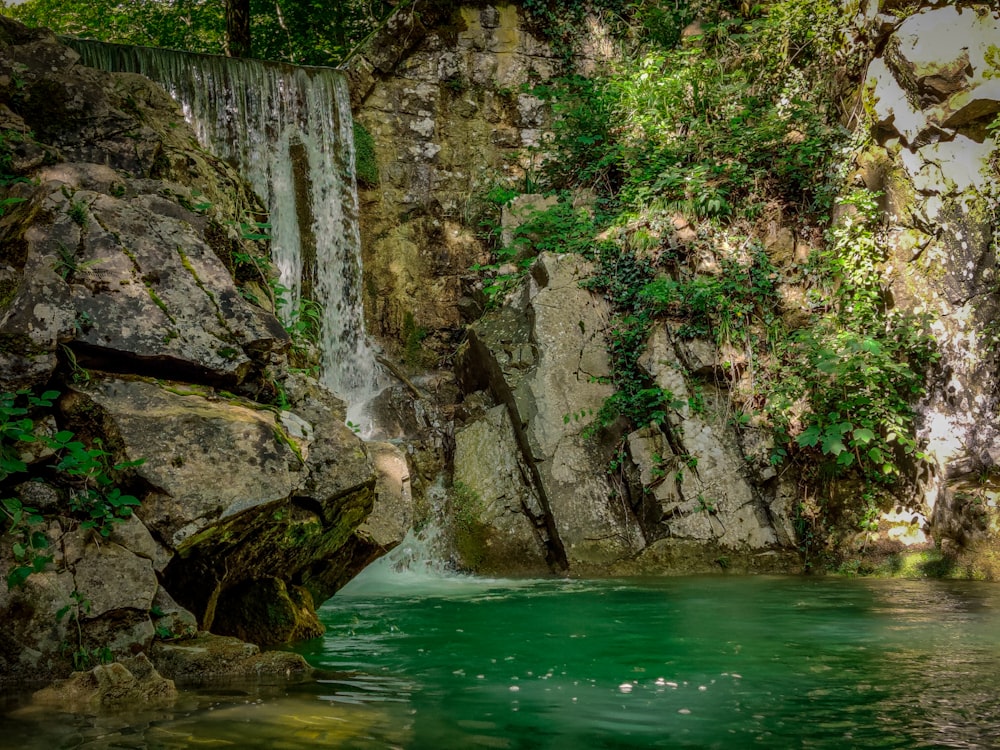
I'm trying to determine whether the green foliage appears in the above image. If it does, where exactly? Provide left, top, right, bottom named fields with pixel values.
left=67, top=199, right=88, bottom=228
left=530, top=0, right=848, bottom=221
left=641, top=242, right=781, bottom=347
left=502, top=1, right=933, bottom=547
left=1, top=389, right=144, bottom=590
left=510, top=196, right=604, bottom=259
left=768, top=189, right=938, bottom=493
left=271, top=282, right=323, bottom=359
left=582, top=244, right=683, bottom=430
left=401, top=311, right=429, bottom=368
left=3, top=0, right=394, bottom=66
left=1, top=389, right=58, bottom=589
left=58, top=589, right=113, bottom=670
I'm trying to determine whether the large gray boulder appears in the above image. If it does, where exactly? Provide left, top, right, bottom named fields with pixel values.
left=456, top=253, right=642, bottom=573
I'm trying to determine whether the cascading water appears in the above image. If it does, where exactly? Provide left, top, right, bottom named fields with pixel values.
left=66, top=39, right=382, bottom=403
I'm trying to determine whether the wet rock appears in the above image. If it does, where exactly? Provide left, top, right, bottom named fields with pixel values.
left=30, top=654, right=177, bottom=711
left=149, top=633, right=311, bottom=682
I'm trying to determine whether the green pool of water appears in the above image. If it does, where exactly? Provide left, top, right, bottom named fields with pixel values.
left=3, top=572, right=1000, bottom=748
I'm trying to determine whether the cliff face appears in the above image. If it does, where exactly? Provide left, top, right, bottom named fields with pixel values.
left=349, top=2, right=1000, bottom=575
left=0, top=18, right=377, bottom=685
left=861, top=3, right=1000, bottom=564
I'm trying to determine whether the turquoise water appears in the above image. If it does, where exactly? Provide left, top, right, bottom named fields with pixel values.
left=2, top=572, right=1000, bottom=748
left=300, top=572, right=1000, bottom=749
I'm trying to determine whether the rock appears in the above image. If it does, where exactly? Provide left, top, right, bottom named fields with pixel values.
left=631, top=323, right=791, bottom=553
left=453, top=405, right=549, bottom=573
left=71, top=535, right=158, bottom=616
left=861, top=4, right=1000, bottom=552
left=212, top=577, right=324, bottom=647
left=108, top=514, right=172, bottom=573
left=360, top=441, right=414, bottom=548
left=150, top=587, right=198, bottom=641
left=64, top=378, right=303, bottom=550
left=870, top=5, right=1000, bottom=147
left=0, top=19, right=289, bottom=395
left=500, top=194, right=559, bottom=251
left=0, top=555, right=77, bottom=685
left=0, top=15, right=380, bottom=689
left=346, top=3, right=569, bottom=355
left=2, top=178, right=288, bottom=390
left=455, top=253, right=643, bottom=571
left=30, top=654, right=177, bottom=711
left=149, top=633, right=312, bottom=682
left=610, top=538, right=802, bottom=577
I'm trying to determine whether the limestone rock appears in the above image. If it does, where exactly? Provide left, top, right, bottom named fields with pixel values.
left=149, top=632, right=312, bottom=682
left=455, top=253, right=642, bottom=571
left=30, top=654, right=177, bottom=711
left=150, top=586, right=198, bottom=641
left=861, top=3, right=1000, bottom=550
left=212, top=578, right=324, bottom=648
left=0, top=18, right=289, bottom=395
left=453, top=405, right=549, bottom=573
left=65, top=378, right=303, bottom=550
left=71, top=536, right=158, bottom=617
left=346, top=4, right=569, bottom=355
left=360, top=441, right=414, bottom=548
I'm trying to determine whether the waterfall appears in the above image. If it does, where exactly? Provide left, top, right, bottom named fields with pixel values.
left=66, top=38, right=381, bottom=403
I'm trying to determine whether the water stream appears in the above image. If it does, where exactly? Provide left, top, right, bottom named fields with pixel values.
left=66, top=39, right=382, bottom=403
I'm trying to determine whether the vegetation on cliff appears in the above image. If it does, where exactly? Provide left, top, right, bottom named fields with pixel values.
left=472, top=0, right=941, bottom=561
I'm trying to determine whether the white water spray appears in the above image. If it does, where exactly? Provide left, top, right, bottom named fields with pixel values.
left=67, top=39, right=382, bottom=403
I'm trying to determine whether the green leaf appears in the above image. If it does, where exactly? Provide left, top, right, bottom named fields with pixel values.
left=796, top=424, right=822, bottom=448
left=820, top=432, right=846, bottom=456
left=6, top=565, right=33, bottom=589
left=852, top=427, right=875, bottom=445
left=868, top=447, right=883, bottom=463
left=12, top=542, right=26, bottom=559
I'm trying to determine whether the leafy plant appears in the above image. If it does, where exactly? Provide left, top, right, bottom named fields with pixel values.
left=57, top=589, right=113, bottom=670
left=68, top=199, right=88, bottom=228
left=768, top=189, right=938, bottom=501
left=1, top=389, right=145, bottom=590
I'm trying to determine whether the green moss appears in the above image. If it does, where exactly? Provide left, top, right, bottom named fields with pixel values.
left=451, top=481, right=489, bottom=570
left=402, top=310, right=431, bottom=367
left=353, top=122, right=379, bottom=188
left=145, top=285, right=176, bottom=323
left=0, top=276, right=19, bottom=311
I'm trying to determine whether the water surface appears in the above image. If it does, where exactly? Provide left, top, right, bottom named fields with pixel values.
left=2, top=573, right=999, bottom=748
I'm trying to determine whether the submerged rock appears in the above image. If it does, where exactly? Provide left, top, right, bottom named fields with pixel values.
left=149, top=633, right=311, bottom=682
left=29, top=654, right=177, bottom=712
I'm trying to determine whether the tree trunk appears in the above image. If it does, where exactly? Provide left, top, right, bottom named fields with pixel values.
left=225, top=0, right=251, bottom=57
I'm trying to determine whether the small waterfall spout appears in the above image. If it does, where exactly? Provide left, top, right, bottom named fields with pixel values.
left=67, top=39, right=381, bottom=403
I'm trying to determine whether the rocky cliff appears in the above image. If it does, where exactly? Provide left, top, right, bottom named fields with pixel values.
left=0, top=18, right=378, bottom=686
left=348, top=2, right=1000, bottom=576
